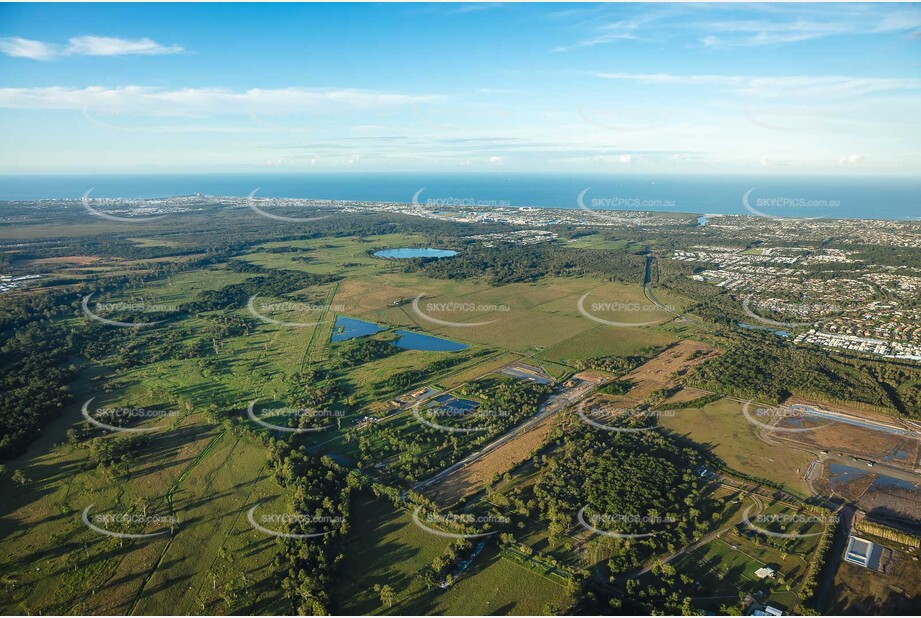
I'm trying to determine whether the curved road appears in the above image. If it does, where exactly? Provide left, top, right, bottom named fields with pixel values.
left=616, top=492, right=765, bottom=581
left=643, top=254, right=702, bottom=323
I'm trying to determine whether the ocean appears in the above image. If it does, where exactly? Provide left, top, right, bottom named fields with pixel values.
left=0, top=173, right=917, bottom=221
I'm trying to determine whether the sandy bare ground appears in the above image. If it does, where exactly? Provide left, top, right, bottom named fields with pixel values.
left=428, top=412, right=559, bottom=507
left=28, top=255, right=102, bottom=265
left=619, top=339, right=719, bottom=399
left=428, top=339, right=720, bottom=507
left=660, top=385, right=714, bottom=406
left=586, top=339, right=720, bottom=412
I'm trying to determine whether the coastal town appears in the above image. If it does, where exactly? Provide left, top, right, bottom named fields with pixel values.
left=15, top=193, right=917, bottom=362
left=3, top=3, right=919, bottom=616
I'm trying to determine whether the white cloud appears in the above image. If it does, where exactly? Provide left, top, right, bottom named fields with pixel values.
left=0, top=37, right=57, bottom=60
left=488, top=156, right=504, bottom=164
left=446, top=2, right=505, bottom=16
left=555, top=5, right=921, bottom=50
left=593, top=72, right=921, bottom=99
left=697, top=19, right=852, bottom=47
left=759, top=156, right=793, bottom=167
left=837, top=153, right=864, bottom=167
left=65, top=36, right=183, bottom=57
left=700, top=35, right=718, bottom=47
left=0, top=35, right=183, bottom=60
left=0, top=86, right=441, bottom=115
left=554, top=20, right=640, bottom=52
left=698, top=9, right=921, bottom=47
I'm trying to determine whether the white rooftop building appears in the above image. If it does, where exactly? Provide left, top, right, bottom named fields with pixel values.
left=845, top=535, right=879, bottom=569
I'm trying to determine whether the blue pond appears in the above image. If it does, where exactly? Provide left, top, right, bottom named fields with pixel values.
left=331, top=316, right=386, bottom=342
left=737, top=322, right=791, bottom=337
left=430, top=394, right=479, bottom=412
left=827, top=463, right=871, bottom=489
left=393, top=330, right=469, bottom=352
left=871, top=475, right=918, bottom=492
left=374, top=248, right=458, bottom=259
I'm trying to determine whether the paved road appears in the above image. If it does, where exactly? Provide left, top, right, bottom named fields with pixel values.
left=617, top=492, right=765, bottom=581
left=750, top=401, right=921, bottom=490
left=643, top=254, right=702, bottom=323
left=413, top=381, right=595, bottom=491
left=708, top=395, right=921, bottom=490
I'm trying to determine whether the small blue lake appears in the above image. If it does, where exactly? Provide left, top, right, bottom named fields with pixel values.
left=871, top=475, right=918, bottom=492
left=430, top=394, right=479, bottom=412
left=827, top=463, right=872, bottom=489
left=737, top=322, right=791, bottom=337
left=374, top=248, right=458, bottom=259
left=393, top=330, right=469, bottom=352
left=883, top=449, right=909, bottom=462
left=331, top=316, right=386, bottom=342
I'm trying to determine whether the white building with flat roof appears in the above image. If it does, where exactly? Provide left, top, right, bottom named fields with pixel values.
left=845, top=535, right=878, bottom=569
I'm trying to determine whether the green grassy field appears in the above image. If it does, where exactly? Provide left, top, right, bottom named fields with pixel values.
left=333, top=494, right=452, bottom=614
left=659, top=399, right=815, bottom=496
left=4, top=231, right=793, bottom=615
left=668, top=536, right=801, bottom=612
left=641, top=498, right=824, bottom=612
left=660, top=498, right=827, bottom=613
left=403, top=544, right=572, bottom=616
left=236, top=236, right=686, bottom=358
left=333, top=495, right=571, bottom=616
left=0, top=382, right=285, bottom=615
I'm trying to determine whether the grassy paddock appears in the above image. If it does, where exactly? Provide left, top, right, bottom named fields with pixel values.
left=659, top=399, right=814, bottom=496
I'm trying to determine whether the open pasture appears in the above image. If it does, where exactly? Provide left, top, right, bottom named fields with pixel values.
left=660, top=399, right=815, bottom=496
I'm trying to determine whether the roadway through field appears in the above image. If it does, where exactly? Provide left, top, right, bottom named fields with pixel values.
left=616, top=492, right=766, bottom=581
left=412, top=380, right=596, bottom=492
left=643, top=254, right=702, bottom=324
left=681, top=392, right=921, bottom=493
left=742, top=396, right=921, bottom=490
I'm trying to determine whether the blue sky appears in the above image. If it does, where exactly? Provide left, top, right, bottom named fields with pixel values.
left=1, top=2, right=919, bottom=175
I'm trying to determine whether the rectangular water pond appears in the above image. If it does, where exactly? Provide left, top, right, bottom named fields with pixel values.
left=428, top=394, right=480, bottom=412
left=737, top=322, right=791, bottom=337
left=827, top=463, right=872, bottom=490
left=392, top=329, right=469, bottom=352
